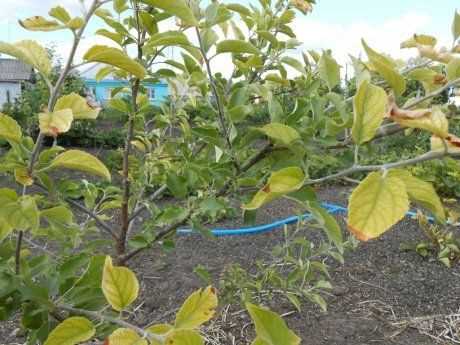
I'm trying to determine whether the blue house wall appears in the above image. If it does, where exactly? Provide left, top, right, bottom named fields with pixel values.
left=84, top=79, right=169, bottom=106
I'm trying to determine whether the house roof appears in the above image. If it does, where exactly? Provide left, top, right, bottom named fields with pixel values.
left=0, top=59, right=32, bottom=82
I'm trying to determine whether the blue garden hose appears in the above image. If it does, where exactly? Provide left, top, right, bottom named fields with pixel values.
left=176, top=202, right=435, bottom=237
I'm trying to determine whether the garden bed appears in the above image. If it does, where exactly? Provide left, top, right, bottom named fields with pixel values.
left=2, top=185, right=460, bottom=345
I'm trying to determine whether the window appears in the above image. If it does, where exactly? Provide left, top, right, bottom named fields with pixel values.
left=147, top=87, right=155, bottom=100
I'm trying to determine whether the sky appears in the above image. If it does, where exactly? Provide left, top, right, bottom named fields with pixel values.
left=0, top=0, right=458, bottom=74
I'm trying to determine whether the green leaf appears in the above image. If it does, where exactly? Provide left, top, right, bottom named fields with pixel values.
left=166, top=173, right=188, bottom=198
left=447, top=58, right=460, bottom=82
left=389, top=170, right=445, bottom=223
left=41, top=206, right=74, bottom=225
left=49, top=150, right=111, bottom=181
left=148, top=31, right=191, bottom=47
left=113, top=0, right=128, bottom=13
left=0, top=113, right=22, bottom=145
left=107, top=328, right=148, bottom=345
left=258, top=123, right=300, bottom=146
left=141, top=0, right=198, bottom=26
left=102, top=256, right=139, bottom=312
left=44, top=317, right=95, bottom=345
left=244, top=167, right=305, bottom=210
left=351, top=80, right=387, bottom=144
left=55, top=93, right=100, bottom=119
left=0, top=40, right=52, bottom=76
left=246, top=303, right=301, bottom=345
left=348, top=171, right=409, bottom=241
left=308, top=202, right=343, bottom=252
left=362, top=39, right=406, bottom=95
left=318, top=51, right=340, bottom=90
left=175, top=286, right=218, bottom=329
left=147, top=324, right=173, bottom=345
left=39, top=109, right=74, bottom=136
left=216, top=40, right=260, bottom=55
left=453, top=11, right=460, bottom=42
left=83, top=45, right=146, bottom=79
left=228, top=105, right=252, bottom=123
left=19, top=16, right=64, bottom=31
left=166, top=330, right=203, bottom=345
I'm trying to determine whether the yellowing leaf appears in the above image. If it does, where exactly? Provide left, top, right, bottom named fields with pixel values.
left=39, top=109, right=74, bottom=137
left=389, top=170, right=445, bottom=222
left=0, top=113, right=22, bottom=145
left=49, top=150, right=111, bottom=181
left=392, top=107, right=449, bottom=138
left=318, top=51, right=340, bottom=90
left=102, top=256, right=139, bottom=311
left=431, top=134, right=460, bottom=153
left=166, top=330, right=203, bottom=345
left=352, top=80, right=387, bottom=144
left=243, top=167, right=305, bottom=210
left=44, top=317, right=95, bottom=345
left=0, top=40, right=51, bottom=76
left=216, top=40, right=260, bottom=55
left=362, top=39, right=406, bottom=95
left=348, top=171, right=409, bottom=241
left=147, top=324, right=173, bottom=345
left=14, top=167, right=33, bottom=187
left=84, top=45, right=146, bottom=79
left=258, top=123, right=300, bottom=146
left=55, top=93, right=100, bottom=119
left=175, top=286, right=218, bottom=329
left=142, top=0, right=198, bottom=26
left=19, top=16, right=63, bottom=31
left=246, top=303, right=301, bottom=345
left=408, top=68, right=446, bottom=93
left=446, top=58, right=460, bottom=82
left=400, top=34, right=437, bottom=48
left=49, top=6, right=71, bottom=23
left=106, top=328, right=148, bottom=345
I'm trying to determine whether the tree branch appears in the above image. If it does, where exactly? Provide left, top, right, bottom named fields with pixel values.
left=305, top=150, right=460, bottom=185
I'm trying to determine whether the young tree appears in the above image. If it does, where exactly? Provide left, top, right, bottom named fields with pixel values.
left=0, top=0, right=459, bottom=343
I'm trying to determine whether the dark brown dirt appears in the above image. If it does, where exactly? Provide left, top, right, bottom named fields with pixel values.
left=2, top=184, right=460, bottom=344
left=125, top=186, right=460, bottom=345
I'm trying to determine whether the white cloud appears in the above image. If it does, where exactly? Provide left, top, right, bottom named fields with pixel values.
left=293, top=12, right=436, bottom=67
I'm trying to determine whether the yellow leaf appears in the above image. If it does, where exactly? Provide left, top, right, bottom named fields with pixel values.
left=147, top=324, right=173, bottom=345
left=352, top=80, right=387, bottom=144
left=175, top=286, right=218, bottom=329
left=400, top=34, right=437, bottom=48
left=165, top=330, right=203, bottom=345
left=102, top=256, right=139, bottom=311
left=392, top=107, right=449, bottom=138
left=55, top=93, right=100, bottom=119
left=362, top=39, right=406, bottom=95
left=49, top=6, right=71, bottom=23
left=0, top=40, right=52, bottom=76
left=389, top=170, right=445, bottom=222
left=0, top=113, right=22, bottom=145
left=19, top=16, right=64, bottom=31
left=39, top=109, right=74, bottom=136
left=243, top=167, right=305, bottom=210
left=49, top=150, right=111, bottom=181
left=84, top=45, right=146, bottom=79
left=258, top=123, right=300, bottom=146
left=106, top=328, right=148, bottom=345
left=44, top=317, right=95, bottom=345
left=348, top=171, right=409, bottom=241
